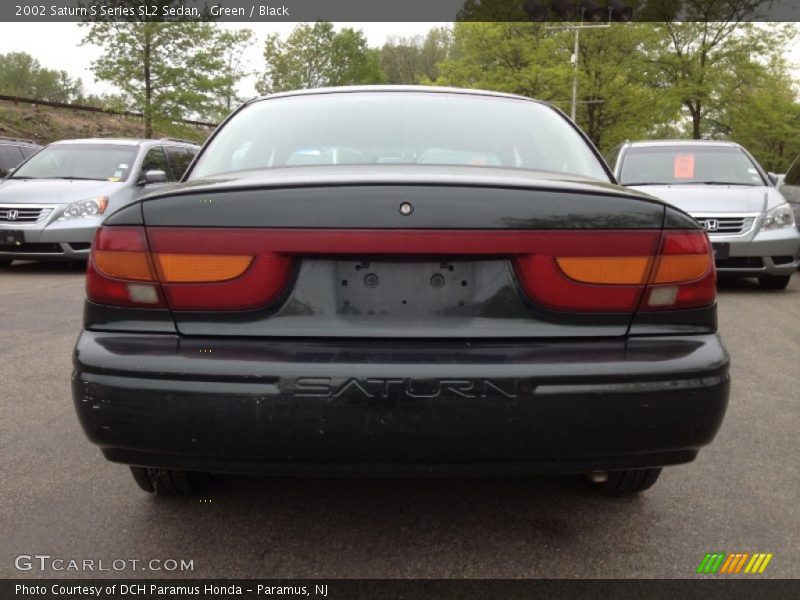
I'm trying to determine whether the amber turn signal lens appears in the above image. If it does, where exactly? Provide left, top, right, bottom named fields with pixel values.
left=93, top=250, right=154, bottom=281
left=154, top=254, right=253, bottom=283
left=651, top=254, right=710, bottom=284
left=555, top=256, right=651, bottom=285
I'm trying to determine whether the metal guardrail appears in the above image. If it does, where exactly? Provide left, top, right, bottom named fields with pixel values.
left=0, top=94, right=218, bottom=128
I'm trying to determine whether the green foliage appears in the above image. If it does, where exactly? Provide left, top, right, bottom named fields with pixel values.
left=0, top=52, right=84, bottom=102
left=430, top=18, right=799, bottom=166
left=435, top=23, right=675, bottom=152
left=715, top=54, right=800, bottom=172
left=436, top=23, right=570, bottom=100
left=256, top=23, right=386, bottom=94
left=380, top=28, right=453, bottom=84
left=570, top=24, right=680, bottom=152
left=648, top=0, right=782, bottom=139
left=82, top=19, right=230, bottom=137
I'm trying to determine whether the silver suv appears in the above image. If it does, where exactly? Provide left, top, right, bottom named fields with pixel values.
left=611, top=140, right=800, bottom=290
left=0, top=138, right=199, bottom=266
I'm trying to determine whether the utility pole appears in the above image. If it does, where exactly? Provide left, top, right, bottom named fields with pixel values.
left=531, top=1, right=634, bottom=121
left=570, top=26, right=580, bottom=121
left=547, top=13, right=612, bottom=123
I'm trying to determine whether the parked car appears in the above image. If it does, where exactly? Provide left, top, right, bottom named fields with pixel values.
left=0, top=137, right=199, bottom=266
left=610, top=140, right=800, bottom=289
left=0, top=136, right=41, bottom=178
left=73, top=87, right=730, bottom=497
left=779, top=155, right=800, bottom=232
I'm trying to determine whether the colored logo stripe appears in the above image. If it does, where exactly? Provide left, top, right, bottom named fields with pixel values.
left=697, top=553, right=726, bottom=574
left=697, top=553, right=773, bottom=574
left=745, top=553, right=774, bottom=574
left=719, top=553, right=749, bottom=573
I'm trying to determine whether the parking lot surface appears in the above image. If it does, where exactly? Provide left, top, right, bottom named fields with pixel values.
left=1, top=262, right=798, bottom=578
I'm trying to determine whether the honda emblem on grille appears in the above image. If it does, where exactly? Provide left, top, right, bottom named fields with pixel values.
left=6, top=209, right=19, bottom=221
left=701, top=219, right=719, bottom=232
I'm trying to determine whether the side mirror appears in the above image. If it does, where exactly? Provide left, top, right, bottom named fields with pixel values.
left=141, top=170, right=167, bottom=185
left=767, top=172, right=779, bottom=186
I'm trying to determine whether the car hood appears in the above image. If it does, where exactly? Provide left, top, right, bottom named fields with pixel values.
left=628, top=184, right=782, bottom=214
left=0, top=178, right=124, bottom=205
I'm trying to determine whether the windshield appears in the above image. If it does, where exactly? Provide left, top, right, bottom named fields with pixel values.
left=12, top=144, right=138, bottom=181
left=619, top=145, right=765, bottom=186
left=190, top=92, right=610, bottom=181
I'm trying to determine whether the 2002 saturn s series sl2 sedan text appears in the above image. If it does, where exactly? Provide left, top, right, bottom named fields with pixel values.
left=72, top=87, right=730, bottom=497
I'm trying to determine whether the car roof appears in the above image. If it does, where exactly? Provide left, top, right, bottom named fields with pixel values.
left=250, top=85, right=550, bottom=106
left=625, top=139, right=742, bottom=149
left=49, top=138, right=199, bottom=147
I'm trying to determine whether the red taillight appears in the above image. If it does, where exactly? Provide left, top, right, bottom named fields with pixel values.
left=514, top=229, right=715, bottom=312
left=87, top=227, right=715, bottom=313
left=640, top=231, right=716, bottom=311
left=87, top=227, right=167, bottom=309
left=87, top=226, right=293, bottom=311
left=514, top=231, right=661, bottom=312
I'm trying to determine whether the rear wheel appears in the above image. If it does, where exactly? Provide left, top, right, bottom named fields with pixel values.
left=592, top=468, right=662, bottom=495
left=129, top=467, right=209, bottom=496
left=758, top=275, right=791, bottom=290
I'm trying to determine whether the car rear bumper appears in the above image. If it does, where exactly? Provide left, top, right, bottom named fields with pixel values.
left=72, top=331, right=730, bottom=475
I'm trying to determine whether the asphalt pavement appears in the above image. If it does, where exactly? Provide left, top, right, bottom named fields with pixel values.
left=1, top=262, right=798, bottom=579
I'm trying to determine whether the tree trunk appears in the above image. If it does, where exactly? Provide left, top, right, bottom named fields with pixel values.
left=689, top=101, right=702, bottom=139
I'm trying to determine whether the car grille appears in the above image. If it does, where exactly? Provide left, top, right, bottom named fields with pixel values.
left=0, top=206, right=53, bottom=223
left=694, top=216, right=755, bottom=235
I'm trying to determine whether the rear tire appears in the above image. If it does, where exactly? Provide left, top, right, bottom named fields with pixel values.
left=593, top=468, right=662, bottom=495
left=758, top=275, right=791, bottom=290
left=129, top=467, right=209, bottom=496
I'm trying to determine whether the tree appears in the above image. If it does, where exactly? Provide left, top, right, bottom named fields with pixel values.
left=648, top=0, right=777, bottom=138
left=256, top=22, right=386, bottom=94
left=82, top=15, right=230, bottom=136
left=381, top=28, right=452, bottom=85
left=0, top=52, right=83, bottom=102
left=714, top=54, right=800, bottom=172
left=215, top=28, right=255, bottom=116
left=436, top=22, right=571, bottom=101
left=571, top=24, right=680, bottom=152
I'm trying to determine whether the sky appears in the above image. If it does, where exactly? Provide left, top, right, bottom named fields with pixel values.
left=0, top=22, right=798, bottom=100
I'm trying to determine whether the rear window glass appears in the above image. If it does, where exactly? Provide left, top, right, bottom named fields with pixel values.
left=190, top=92, right=610, bottom=182
left=619, top=145, right=764, bottom=186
